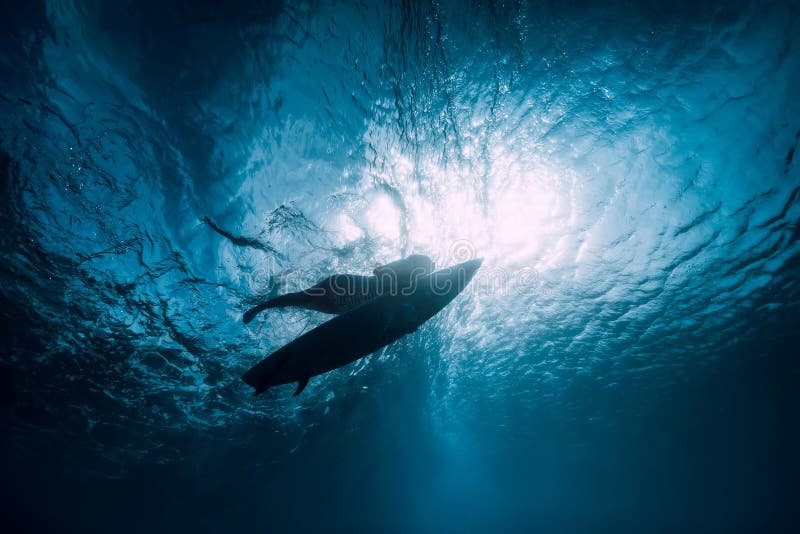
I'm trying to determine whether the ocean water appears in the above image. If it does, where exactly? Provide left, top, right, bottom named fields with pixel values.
left=1, top=0, right=799, bottom=532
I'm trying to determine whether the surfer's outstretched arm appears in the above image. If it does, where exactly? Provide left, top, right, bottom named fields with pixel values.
left=242, top=292, right=310, bottom=324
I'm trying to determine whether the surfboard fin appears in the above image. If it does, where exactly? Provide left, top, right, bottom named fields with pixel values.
left=294, top=377, right=310, bottom=396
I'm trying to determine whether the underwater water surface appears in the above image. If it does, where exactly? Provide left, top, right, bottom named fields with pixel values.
left=1, top=0, right=799, bottom=532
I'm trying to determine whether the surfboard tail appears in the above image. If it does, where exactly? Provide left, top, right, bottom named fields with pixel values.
left=242, top=355, right=274, bottom=393
left=242, top=345, right=296, bottom=396
left=243, top=368, right=272, bottom=396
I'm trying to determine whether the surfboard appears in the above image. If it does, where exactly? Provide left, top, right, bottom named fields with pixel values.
left=241, top=258, right=482, bottom=396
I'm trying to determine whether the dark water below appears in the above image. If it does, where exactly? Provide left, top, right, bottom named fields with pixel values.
left=1, top=0, right=799, bottom=532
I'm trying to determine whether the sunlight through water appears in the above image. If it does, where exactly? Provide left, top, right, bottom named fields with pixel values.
left=1, top=0, right=799, bottom=531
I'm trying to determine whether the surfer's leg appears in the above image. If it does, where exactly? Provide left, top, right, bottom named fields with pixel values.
left=243, top=292, right=310, bottom=323
left=244, top=275, right=376, bottom=321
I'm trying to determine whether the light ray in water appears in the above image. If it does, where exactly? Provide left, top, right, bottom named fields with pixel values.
left=1, top=0, right=798, bottom=531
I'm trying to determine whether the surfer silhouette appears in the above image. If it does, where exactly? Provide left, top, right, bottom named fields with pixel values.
left=243, top=254, right=435, bottom=323
left=242, top=257, right=482, bottom=396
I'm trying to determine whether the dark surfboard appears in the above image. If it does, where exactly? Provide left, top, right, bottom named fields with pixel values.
left=241, top=258, right=482, bottom=396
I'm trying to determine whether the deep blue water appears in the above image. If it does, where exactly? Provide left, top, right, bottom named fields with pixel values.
left=2, top=0, right=799, bottom=532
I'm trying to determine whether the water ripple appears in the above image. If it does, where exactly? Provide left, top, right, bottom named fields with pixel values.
left=0, top=0, right=799, bottom=480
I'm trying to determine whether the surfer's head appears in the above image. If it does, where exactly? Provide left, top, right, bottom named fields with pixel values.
left=374, top=254, right=435, bottom=295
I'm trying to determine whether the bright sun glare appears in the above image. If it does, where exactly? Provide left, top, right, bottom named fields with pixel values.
left=336, top=145, right=574, bottom=271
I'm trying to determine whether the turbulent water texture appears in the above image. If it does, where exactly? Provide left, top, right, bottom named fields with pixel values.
left=2, top=1, right=799, bottom=532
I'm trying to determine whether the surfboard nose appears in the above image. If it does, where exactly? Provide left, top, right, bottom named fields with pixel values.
left=430, top=257, right=483, bottom=296
left=452, top=258, right=483, bottom=290
left=460, top=258, right=483, bottom=280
